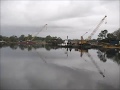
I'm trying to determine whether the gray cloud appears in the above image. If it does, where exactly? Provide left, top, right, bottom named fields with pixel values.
left=1, top=0, right=119, bottom=39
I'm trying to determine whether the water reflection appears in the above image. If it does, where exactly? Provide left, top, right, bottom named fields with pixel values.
left=63, top=47, right=120, bottom=65
left=0, top=44, right=120, bottom=90
left=76, top=48, right=105, bottom=78
left=98, top=48, right=120, bottom=64
left=0, top=43, right=57, bottom=51
left=0, top=44, right=120, bottom=65
left=97, top=50, right=107, bottom=62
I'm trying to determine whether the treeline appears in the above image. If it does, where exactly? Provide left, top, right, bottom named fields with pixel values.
left=97, top=28, right=120, bottom=44
left=0, top=34, right=63, bottom=44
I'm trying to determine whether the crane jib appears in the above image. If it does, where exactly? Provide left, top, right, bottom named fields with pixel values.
left=87, top=15, right=107, bottom=40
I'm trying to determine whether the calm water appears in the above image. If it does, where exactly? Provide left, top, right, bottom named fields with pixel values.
left=0, top=45, right=120, bottom=90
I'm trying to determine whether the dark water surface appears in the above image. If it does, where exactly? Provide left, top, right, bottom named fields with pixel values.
left=0, top=45, right=120, bottom=90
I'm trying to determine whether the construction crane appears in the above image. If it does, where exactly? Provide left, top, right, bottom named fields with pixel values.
left=87, top=15, right=107, bottom=40
left=27, top=24, right=47, bottom=41
left=82, top=32, right=88, bottom=37
left=31, top=24, right=47, bottom=41
left=19, top=24, right=47, bottom=45
left=80, top=32, right=88, bottom=44
left=79, top=16, right=107, bottom=45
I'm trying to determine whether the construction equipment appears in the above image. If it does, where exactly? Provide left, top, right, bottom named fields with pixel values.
left=82, top=32, right=88, bottom=37
left=30, top=24, right=47, bottom=41
left=80, top=32, right=88, bottom=45
left=87, top=16, right=107, bottom=40
left=18, top=24, right=47, bottom=45
left=79, top=16, right=107, bottom=45
left=79, top=48, right=88, bottom=57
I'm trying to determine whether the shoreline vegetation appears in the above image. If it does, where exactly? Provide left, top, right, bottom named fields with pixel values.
left=0, top=28, right=120, bottom=49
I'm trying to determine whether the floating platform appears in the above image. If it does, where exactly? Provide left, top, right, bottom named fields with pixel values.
left=58, top=44, right=91, bottom=49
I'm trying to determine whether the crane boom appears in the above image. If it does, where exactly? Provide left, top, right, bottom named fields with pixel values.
left=87, top=15, right=107, bottom=40
left=31, top=24, right=47, bottom=41
left=82, top=32, right=88, bottom=37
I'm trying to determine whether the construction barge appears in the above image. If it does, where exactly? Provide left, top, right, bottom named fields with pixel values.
left=58, top=42, right=120, bottom=49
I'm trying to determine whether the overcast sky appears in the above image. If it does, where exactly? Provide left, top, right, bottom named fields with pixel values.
left=1, top=0, right=119, bottom=39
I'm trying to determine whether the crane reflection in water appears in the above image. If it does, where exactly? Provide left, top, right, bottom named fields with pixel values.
left=1, top=43, right=119, bottom=64
left=78, top=48, right=105, bottom=78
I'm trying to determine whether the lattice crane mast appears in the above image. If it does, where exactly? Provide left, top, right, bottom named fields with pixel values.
left=87, top=15, right=107, bottom=40
left=31, top=24, right=47, bottom=41
left=27, top=24, right=47, bottom=41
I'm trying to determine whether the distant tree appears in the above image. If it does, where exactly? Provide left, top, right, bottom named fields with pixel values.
left=103, top=30, right=108, bottom=39
left=57, top=37, right=63, bottom=44
left=3, top=36, right=9, bottom=42
left=46, top=35, right=52, bottom=39
left=98, top=33, right=104, bottom=40
left=97, top=30, right=108, bottom=40
left=9, top=35, right=18, bottom=42
left=27, top=34, right=32, bottom=40
left=52, top=36, right=57, bottom=39
left=107, top=33, right=116, bottom=40
left=113, top=28, right=120, bottom=40
left=19, top=35, right=25, bottom=41
left=0, top=35, right=3, bottom=41
left=45, top=35, right=52, bottom=43
left=45, top=35, right=63, bottom=44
